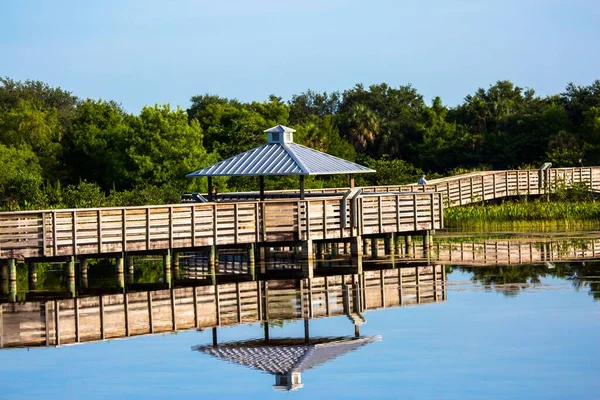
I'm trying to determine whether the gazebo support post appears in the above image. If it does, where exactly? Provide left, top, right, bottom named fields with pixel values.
left=207, top=176, right=213, bottom=202
left=259, top=176, right=265, bottom=201
left=299, top=175, right=305, bottom=200
left=349, top=174, right=355, bottom=188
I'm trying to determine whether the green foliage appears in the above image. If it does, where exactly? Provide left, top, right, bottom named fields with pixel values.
left=357, top=156, right=423, bottom=186
left=1, top=76, right=600, bottom=211
left=0, top=144, right=45, bottom=210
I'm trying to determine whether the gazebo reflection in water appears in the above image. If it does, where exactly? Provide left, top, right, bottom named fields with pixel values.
left=193, top=318, right=380, bottom=391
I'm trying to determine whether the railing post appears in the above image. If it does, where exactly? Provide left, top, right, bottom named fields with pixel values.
left=413, top=194, right=418, bottom=231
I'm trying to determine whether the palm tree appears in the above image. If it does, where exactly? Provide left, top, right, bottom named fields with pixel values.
left=346, top=103, right=379, bottom=151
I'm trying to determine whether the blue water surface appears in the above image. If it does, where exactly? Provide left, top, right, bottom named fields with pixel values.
left=0, top=270, right=598, bottom=400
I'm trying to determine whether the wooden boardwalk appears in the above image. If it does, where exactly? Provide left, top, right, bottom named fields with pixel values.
left=0, top=266, right=444, bottom=348
left=0, top=166, right=597, bottom=261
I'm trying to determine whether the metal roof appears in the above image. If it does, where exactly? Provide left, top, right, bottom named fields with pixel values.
left=186, top=125, right=375, bottom=177
left=193, top=336, right=378, bottom=375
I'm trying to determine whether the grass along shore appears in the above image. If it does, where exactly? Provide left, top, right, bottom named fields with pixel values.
left=444, top=200, right=600, bottom=227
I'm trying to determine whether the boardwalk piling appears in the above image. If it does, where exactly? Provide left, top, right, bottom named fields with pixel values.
left=248, top=244, right=256, bottom=279
left=80, top=259, right=89, bottom=289
left=8, top=259, right=17, bottom=302
left=172, top=251, right=180, bottom=280
left=350, top=236, right=363, bottom=274
left=163, top=250, right=172, bottom=288
left=66, top=257, right=75, bottom=295
left=116, top=255, right=125, bottom=289
left=127, top=256, right=135, bottom=283
left=28, top=262, right=38, bottom=291
left=301, top=240, right=314, bottom=278
left=371, top=238, right=379, bottom=258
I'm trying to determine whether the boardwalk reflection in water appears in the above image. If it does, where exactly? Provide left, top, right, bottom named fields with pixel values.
left=0, top=234, right=597, bottom=398
left=0, top=264, right=444, bottom=349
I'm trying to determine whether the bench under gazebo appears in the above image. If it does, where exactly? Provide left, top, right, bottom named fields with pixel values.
left=186, top=125, right=375, bottom=201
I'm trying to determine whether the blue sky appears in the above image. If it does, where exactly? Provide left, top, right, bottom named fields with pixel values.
left=1, top=0, right=599, bottom=113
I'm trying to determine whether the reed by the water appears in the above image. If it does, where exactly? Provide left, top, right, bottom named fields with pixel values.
left=444, top=200, right=600, bottom=228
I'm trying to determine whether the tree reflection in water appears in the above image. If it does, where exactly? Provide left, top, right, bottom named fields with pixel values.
left=449, top=262, right=600, bottom=300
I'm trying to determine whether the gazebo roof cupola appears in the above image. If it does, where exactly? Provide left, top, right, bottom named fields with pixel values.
left=265, top=124, right=295, bottom=144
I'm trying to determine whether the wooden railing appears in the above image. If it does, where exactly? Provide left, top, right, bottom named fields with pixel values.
left=0, top=266, right=444, bottom=348
left=215, top=167, right=600, bottom=207
left=1, top=166, right=596, bottom=261
left=0, top=193, right=441, bottom=260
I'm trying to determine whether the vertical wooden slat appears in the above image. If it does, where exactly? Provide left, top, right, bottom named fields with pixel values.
left=54, top=300, right=60, bottom=346
left=146, top=208, right=151, bottom=251
left=380, top=269, right=385, bottom=307
left=213, top=204, right=218, bottom=245
left=481, top=175, right=485, bottom=201
left=395, top=194, right=401, bottom=232
left=458, top=180, right=463, bottom=205
left=171, top=289, right=177, bottom=330
left=262, top=202, right=268, bottom=242
left=72, top=211, right=78, bottom=256
left=322, top=200, right=327, bottom=239
left=438, top=192, right=444, bottom=229
left=432, top=265, right=438, bottom=301
left=263, top=281, right=269, bottom=321
left=124, top=293, right=130, bottom=337
left=377, top=196, right=383, bottom=233
left=97, top=210, right=102, bottom=253
left=308, top=278, right=313, bottom=318
left=415, top=267, right=420, bottom=303
left=413, top=194, right=418, bottom=231
left=122, top=208, right=127, bottom=252
left=305, top=200, right=311, bottom=240
left=193, top=286, right=199, bottom=328
left=234, top=204, right=239, bottom=244
left=191, top=205, right=197, bottom=247
left=254, top=203, right=260, bottom=243
left=74, top=298, right=80, bottom=342
left=99, top=295, right=105, bottom=339
left=41, top=212, right=48, bottom=257
left=236, top=282, right=242, bottom=323
left=45, top=301, right=51, bottom=346
left=492, top=174, right=497, bottom=198
left=256, top=280, right=262, bottom=320
left=430, top=193, right=435, bottom=228
left=169, top=206, right=174, bottom=249
left=148, top=291, right=154, bottom=333
left=52, top=211, right=58, bottom=257
left=398, top=268, right=403, bottom=305
left=325, top=276, right=331, bottom=316
left=469, top=177, right=474, bottom=203
left=215, top=285, right=221, bottom=325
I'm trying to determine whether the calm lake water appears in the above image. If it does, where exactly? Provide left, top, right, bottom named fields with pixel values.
left=1, top=230, right=599, bottom=399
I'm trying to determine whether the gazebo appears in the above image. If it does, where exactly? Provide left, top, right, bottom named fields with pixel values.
left=186, top=125, right=375, bottom=200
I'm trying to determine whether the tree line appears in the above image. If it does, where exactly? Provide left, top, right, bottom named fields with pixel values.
left=0, top=76, right=599, bottom=210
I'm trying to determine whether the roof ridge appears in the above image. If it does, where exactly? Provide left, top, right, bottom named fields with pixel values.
left=282, top=143, right=310, bottom=174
